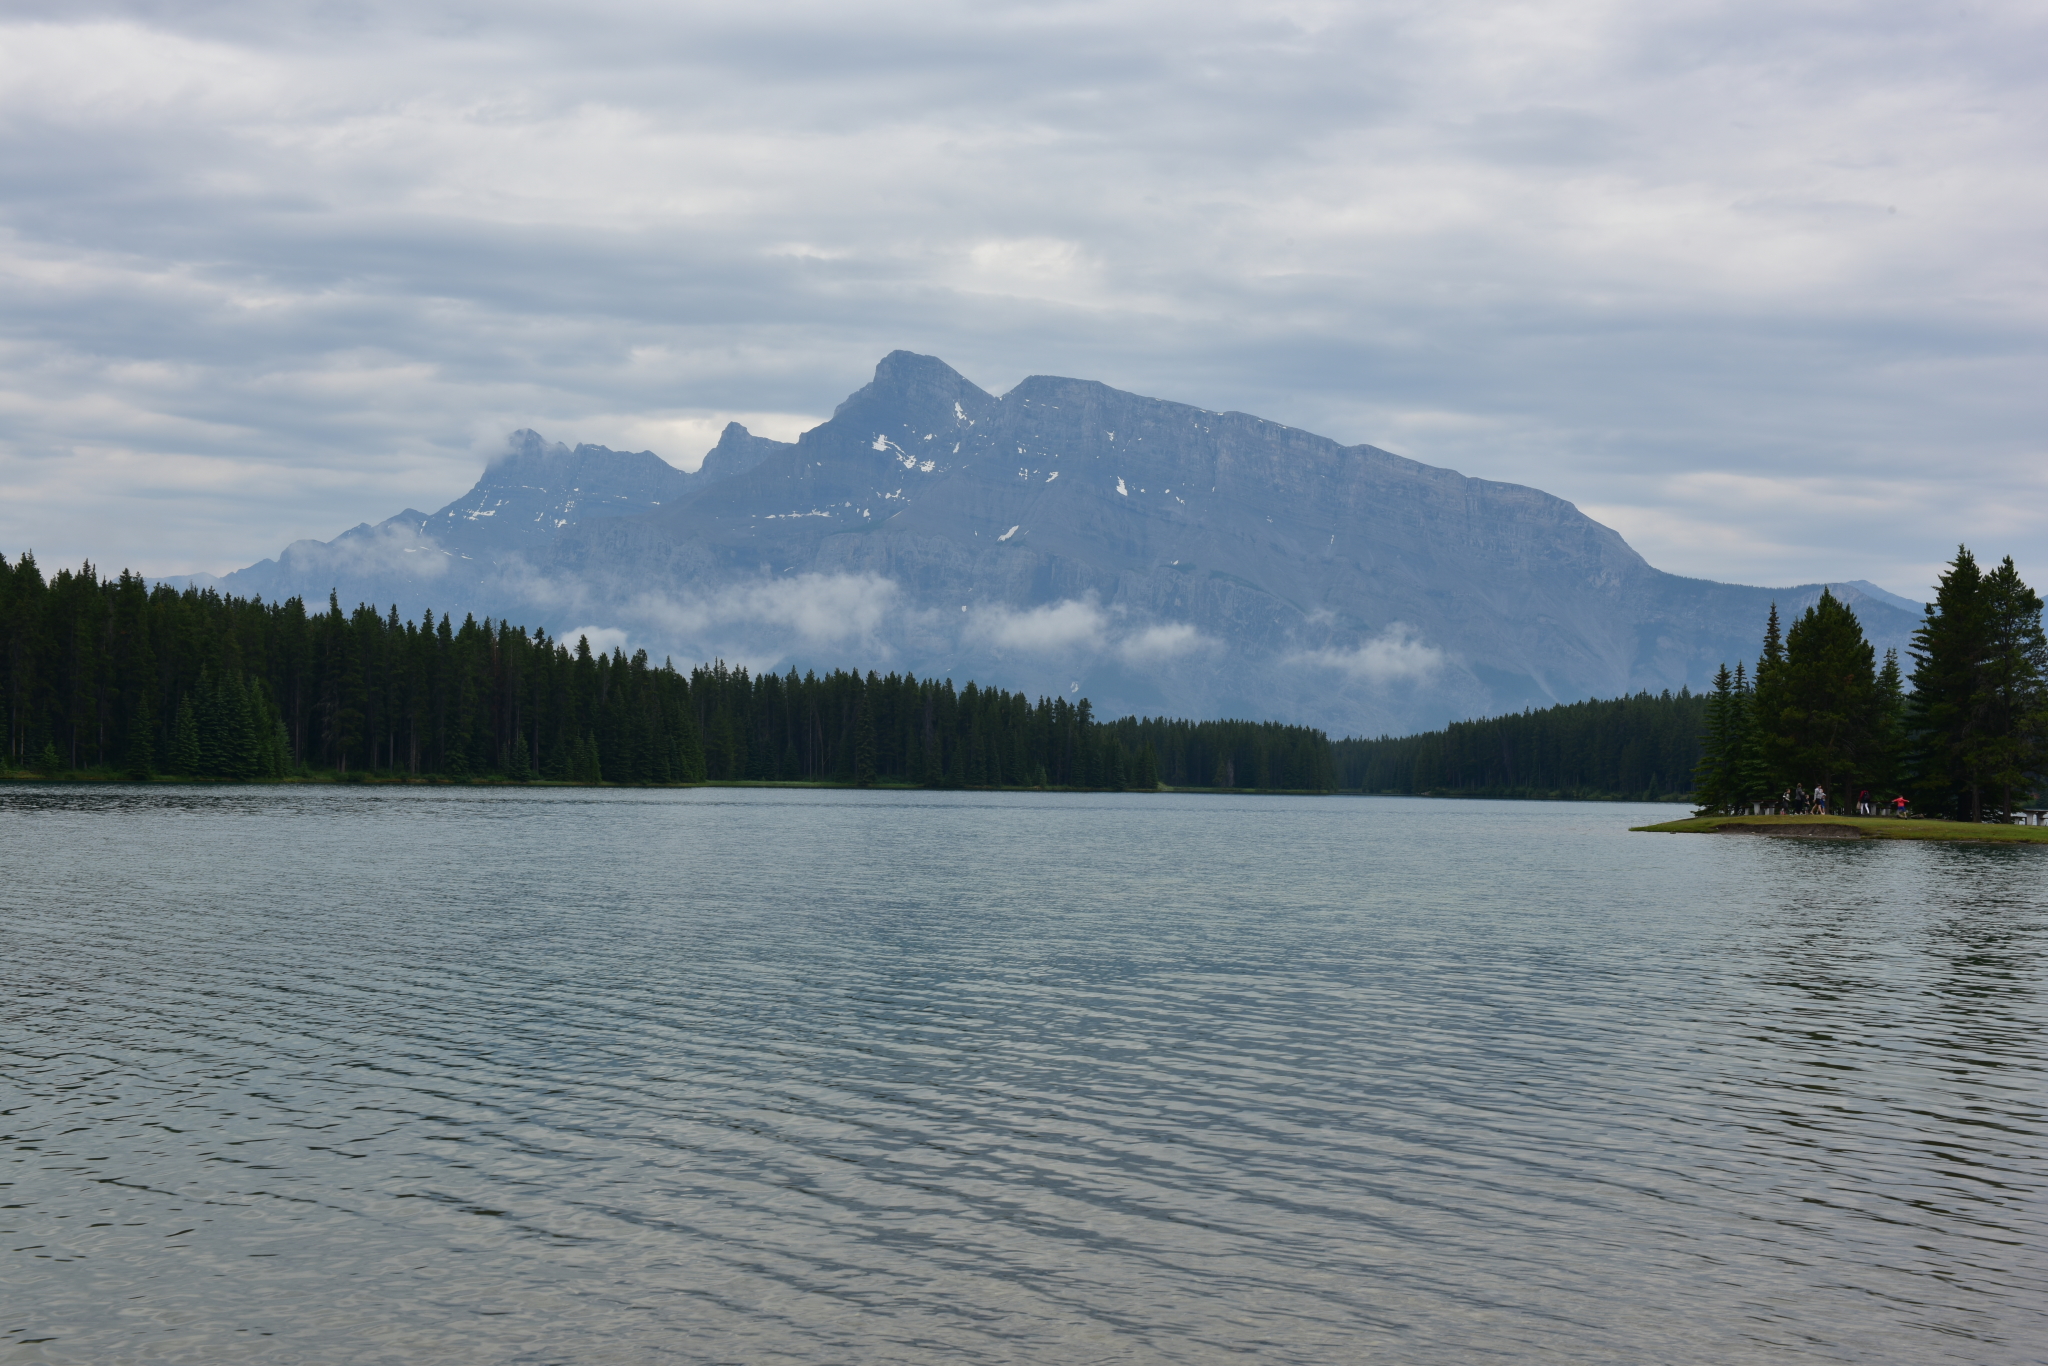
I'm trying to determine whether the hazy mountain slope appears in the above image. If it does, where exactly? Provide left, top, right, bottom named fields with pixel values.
left=212, top=423, right=791, bottom=617
left=195, top=351, right=1921, bottom=735
left=545, top=353, right=1918, bottom=731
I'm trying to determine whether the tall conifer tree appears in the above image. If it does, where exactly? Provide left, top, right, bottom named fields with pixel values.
left=170, top=694, right=201, bottom=776
left=1694, top=663, right=1737, bottom=811
left=1779, top=589, right=1879, bottom=798
left=1977, top=556, right=2048, bottom=815
left=1910, top=548, right=1993, bottom=818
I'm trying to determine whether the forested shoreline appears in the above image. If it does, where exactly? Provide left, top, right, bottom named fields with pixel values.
left=0, top=553, right=1334, bottom=791
left=1332, top=690, right=1705, bottom=801
left=1691, top=548, right=2047, bottom=821
left=13, top=548, right=2037, bottom=812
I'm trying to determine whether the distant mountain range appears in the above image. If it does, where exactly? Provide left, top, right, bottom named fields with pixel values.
left=195, top=351, right=1924, bottom=736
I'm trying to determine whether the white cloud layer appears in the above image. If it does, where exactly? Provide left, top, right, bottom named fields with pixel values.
left=1293, top=626, right=1447, bottom=685
left=967, top=600, right=1108, bottom=654
left=0, top=0, right=2043, bottom=595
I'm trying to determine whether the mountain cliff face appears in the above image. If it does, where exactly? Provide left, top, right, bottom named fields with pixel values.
left=214, top=423, right=789, bottom=617
left=209, top=352, right=1919, bottom=735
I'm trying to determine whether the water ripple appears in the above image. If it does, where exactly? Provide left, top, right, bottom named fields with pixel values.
left=3, top=786, right=2043, bottom=1363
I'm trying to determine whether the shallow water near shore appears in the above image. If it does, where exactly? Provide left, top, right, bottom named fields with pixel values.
left=4, top=785, right=2044, bottom=1364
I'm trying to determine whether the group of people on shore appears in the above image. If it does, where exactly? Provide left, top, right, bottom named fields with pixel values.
left=1763, top=786, right=1909, bottom=816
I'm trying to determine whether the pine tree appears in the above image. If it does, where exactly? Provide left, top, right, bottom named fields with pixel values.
left=853, top=697, right=877, bottom=787
left=196, top=670, right=229, bottom=777
left=573, top=731, right=602, bottom=783
left=671, top=695, right=706, bottom=782
left=249, top=680, right=290, bottom=779
left=1729, top=662, right=1770, bottom=809
left=1910, top=547, right=1993, bottom=819
left=1977, top=556, right=2048, bottom=816
left=1694, top=663, right=1737, bottom=812
left=1870, top=649, right=1905, bottom=800
left=1750, top=602, right=1787, bottom=790
left=123, top=704, right=156, bottom=780
left=170, top=694, right=200, bottom=776
left=223, top=673, right=260, bottom=780
left=1779, top=589, right=1879, bottom=799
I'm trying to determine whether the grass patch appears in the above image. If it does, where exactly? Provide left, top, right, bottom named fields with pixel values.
left=1632, top=813, right=2048, bottom=843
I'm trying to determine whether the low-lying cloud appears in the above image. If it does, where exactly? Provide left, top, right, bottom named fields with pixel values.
left=275, top=521, right=452, bottom=583
left=560, top=625, right=632, bottom=658
left=1292, top=625, right=1446, bottom=685
left=1118, top=622, right=1217, bottom=665
left=967, top=599, right=1107, bottom=654
left=967, top=599, right=1219, bottom=667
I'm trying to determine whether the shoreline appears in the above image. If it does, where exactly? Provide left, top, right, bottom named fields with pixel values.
left=0, top=770, right=1687, bottom=801
left=0, top=772, right=1343, bottom=797
left=1633, top=813, right=2048, bottom=844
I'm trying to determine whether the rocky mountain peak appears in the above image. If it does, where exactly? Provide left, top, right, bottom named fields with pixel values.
left=206, top=353, right=1924, bottom=736
left=821, top=351, right=999, bottom=442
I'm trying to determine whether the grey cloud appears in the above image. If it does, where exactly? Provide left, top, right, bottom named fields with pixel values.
left=0, top=0, right=2042, bottom=596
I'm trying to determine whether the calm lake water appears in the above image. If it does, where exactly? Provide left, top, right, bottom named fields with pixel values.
left=3, top=786, right=2044, bottom=1364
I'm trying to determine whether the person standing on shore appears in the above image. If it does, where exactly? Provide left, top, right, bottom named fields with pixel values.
left=1815, top=785, right=1828, bottom=815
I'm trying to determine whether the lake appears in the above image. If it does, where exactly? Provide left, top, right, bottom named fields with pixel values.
left=3, top=786, right=2043, bottom=1364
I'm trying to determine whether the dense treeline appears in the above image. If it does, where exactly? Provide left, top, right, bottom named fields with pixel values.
left=1694, top=547, right=2048, bottom=820
left=0, top=553, right=1335, bottom=790
left=1331, top=690, right=1705, bottom=801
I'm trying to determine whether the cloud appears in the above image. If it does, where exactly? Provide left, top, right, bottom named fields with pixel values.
left=616, top=573, right=904, bottom=648
left=708, top=573, right=902, bottom=646
left=967, top=599, right=1108, bottom=654
left=272, top=519, right=452, bottom=582
left=1292, top=625, right=1445, bottom=684
left=964, top=600, right=1217, bottom=666
left=561, top=624, right=631, bottom=658
left=1118, top=622, right=1217, bottom=665
left=0, top=0, right=2042, bottom=596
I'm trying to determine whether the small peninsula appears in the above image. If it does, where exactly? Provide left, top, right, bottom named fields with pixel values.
left=1633, top=813, right=2048, bottom=844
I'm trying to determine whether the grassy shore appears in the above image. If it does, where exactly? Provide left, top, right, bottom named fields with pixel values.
left=1633, top=813, right=2048, bottom=843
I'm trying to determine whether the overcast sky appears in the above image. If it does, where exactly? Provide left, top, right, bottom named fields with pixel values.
left=1, top=0, right=2042, bottom=596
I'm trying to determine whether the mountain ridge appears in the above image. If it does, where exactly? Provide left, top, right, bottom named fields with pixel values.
left=197, top=351, right=1921, bottom=736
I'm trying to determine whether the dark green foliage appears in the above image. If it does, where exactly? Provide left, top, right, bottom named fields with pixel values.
left=1694, top=662, right=1772, bottom=811
left=1977, top=557, right=2048, bottom=814
left=853, top=695, right=877, bottom=787
left=1907, top=548, right=1989, bottom=816
left=1334, top=690, right=1703, bottom=800
left=1703, top=592, right=1894, bottom=810
left=1692, top=550, right=2046, bottom=817
left=1907, top=548, right=2048, bottom=818
left=1751, top=603, right=1786, bottom=780
left=2, top=551, right=1335, bottom=788
left=1775, top=589, right=1881, bottom=797
left=170, top=695, right=201, bottom=776
left=1870, top=650, right=1905, bottom=795
left=1693, top=664, right=1742, bottom=811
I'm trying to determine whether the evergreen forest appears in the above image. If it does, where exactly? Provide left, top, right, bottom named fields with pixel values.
left=0, top=553, right=1335, bottom=790
left=1692, top=547, right=2048, bottom=820
left=1331, top=690, right=1706, bottom=801
left=9, top=546, right=2041, bottom=812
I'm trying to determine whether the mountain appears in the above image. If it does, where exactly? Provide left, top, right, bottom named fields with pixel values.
left=202, top=352, right=1922, bottom=736
left=211, top=423, right=788, bottom=617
